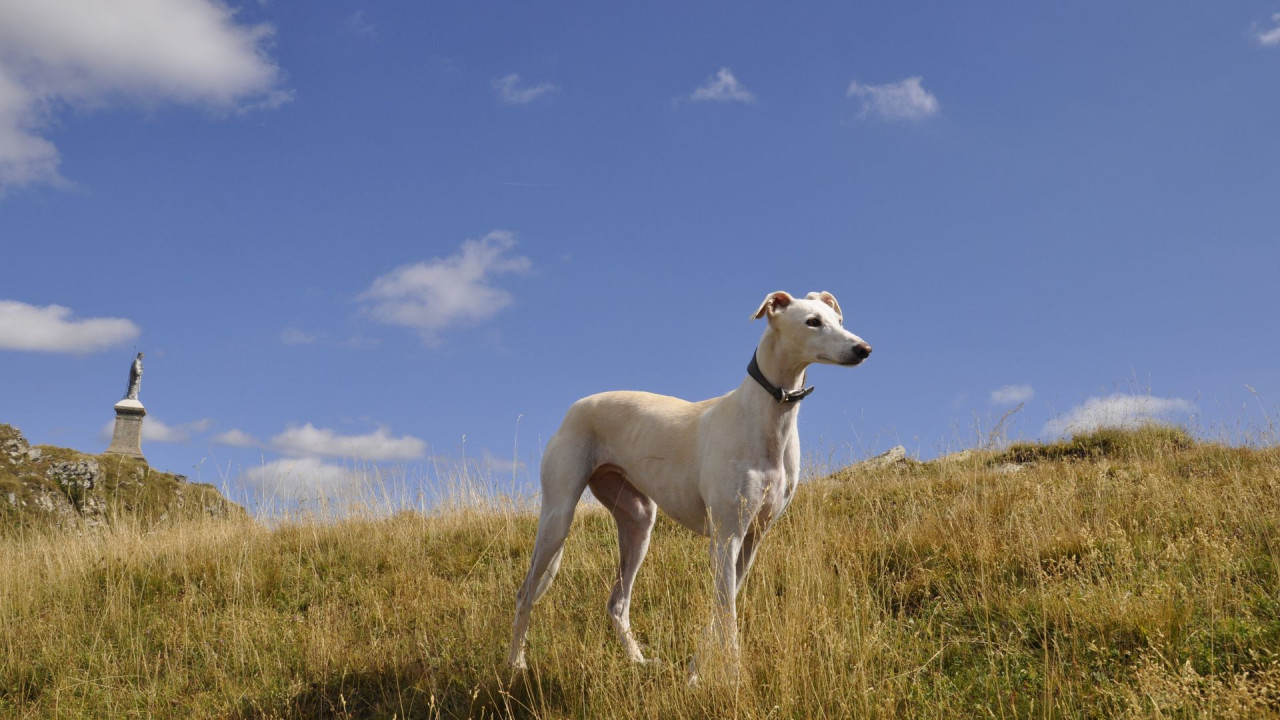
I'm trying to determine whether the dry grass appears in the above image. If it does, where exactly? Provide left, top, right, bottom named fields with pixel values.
left=2, top=427, right=1279, bottom=718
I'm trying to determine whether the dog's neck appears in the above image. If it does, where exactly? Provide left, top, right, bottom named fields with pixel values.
left=752, top=330, right=809, bottom=396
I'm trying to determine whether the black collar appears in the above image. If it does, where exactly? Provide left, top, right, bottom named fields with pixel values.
left=747, top=351, right=814, bottom=404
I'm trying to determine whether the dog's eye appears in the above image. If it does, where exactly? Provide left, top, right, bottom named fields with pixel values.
left=805, top=317, right=823, bottom=328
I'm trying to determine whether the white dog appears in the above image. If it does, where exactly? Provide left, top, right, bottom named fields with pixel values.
left=507, top=291, right=871, bottom=677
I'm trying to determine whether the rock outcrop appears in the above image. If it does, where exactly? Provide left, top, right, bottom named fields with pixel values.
left=1, top=423, right=244, bottom=532
left=857, top=445, right=909, bottom=470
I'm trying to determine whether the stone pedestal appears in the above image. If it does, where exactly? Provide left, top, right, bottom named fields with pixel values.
left=105, top=399, right=146, bottom=460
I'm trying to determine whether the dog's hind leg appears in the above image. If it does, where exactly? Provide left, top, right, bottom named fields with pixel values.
left=734, top=527, right=762, bottom=596
left=508, top=499, right=579, bottom=668
left=588, top=466, right=658, bottom=663
left=507, top=435, right=591, bottom=669
left=530, top=546, right=564, bottom=603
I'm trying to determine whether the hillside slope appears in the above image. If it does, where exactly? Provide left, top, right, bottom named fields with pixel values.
left=1, top=426, right=1277, bottom=718
left=1, top=423, right=244, bottom=532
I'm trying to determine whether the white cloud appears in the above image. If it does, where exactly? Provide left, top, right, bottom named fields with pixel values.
left=492, top=73, right=557, bottom=105
left=1256, top=13, right=1280, bottom=46
left=342, top=335, right=381, bottom=350
left=1042, top=393, right=1195, bottom=437
left=690, top=67, right=756, bottom=103
left=480, top=449, right=525, bottom=477
left=0, top=300, right=140, bottom=353
left=270, top=423, right=426, bottom=461
left=280, top=327, right=317, bottom=345
left=145, top=417, right=212, bottom=442
left=0, top=69, right=62, bottom=189
left=846, top=76, right=939, bottom=121
left=358, top=230, right=532, bottom=343
left=990, top=384, right=1035, bottom=405
left=344, top=10, right=376, bottom=38
left=240, top=457, right=367, bottom=501
left=434, top=56, right=464, bottom=78
left=0, top=0, right=288, bottom=192
left=213, top=428, right=260, bottom=447
left=231, top=421, right=422, bottom=504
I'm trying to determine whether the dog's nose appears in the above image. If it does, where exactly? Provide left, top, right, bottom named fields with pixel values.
left=853, top=343, right=872, bottom=360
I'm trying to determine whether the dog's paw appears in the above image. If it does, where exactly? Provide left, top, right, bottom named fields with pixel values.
left=627, top=652, right=661, bottom=667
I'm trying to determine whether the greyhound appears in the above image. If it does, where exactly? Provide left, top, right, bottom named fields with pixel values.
left=506, top=290, right=871, bottom=677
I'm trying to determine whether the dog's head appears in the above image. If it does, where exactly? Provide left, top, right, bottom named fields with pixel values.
left=752, top=291, right=872, bottom=366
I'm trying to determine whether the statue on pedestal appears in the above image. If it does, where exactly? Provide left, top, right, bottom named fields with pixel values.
left=125, top=352, right=144, bottom=401
left=107, top=352, right=147, bottom=460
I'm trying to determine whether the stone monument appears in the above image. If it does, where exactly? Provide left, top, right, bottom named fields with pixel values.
left=105, top=352, right=146, bottom=460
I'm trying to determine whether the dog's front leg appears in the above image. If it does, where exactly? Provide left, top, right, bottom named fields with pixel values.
left=712, top=534, right=743, bottom=659
left=689, top=531, right=744, bottom=683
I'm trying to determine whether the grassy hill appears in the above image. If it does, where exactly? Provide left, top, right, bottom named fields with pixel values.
left=0, top=423, right=244, bottom=534
left=1, top=426, right=1277, bottom=718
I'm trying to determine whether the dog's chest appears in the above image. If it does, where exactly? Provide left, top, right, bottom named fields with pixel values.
left=750, top=424, right=799, bottom=524
left=751, top=464, right=795, bottom=529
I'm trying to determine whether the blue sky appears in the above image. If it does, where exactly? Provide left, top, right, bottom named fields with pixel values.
left=2, top=1, right=1278, bottom=510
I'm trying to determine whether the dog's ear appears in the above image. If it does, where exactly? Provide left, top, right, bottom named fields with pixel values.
left=752, top=291, right=794, bottom=320
left=807, top=291, right=843, bottom=322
